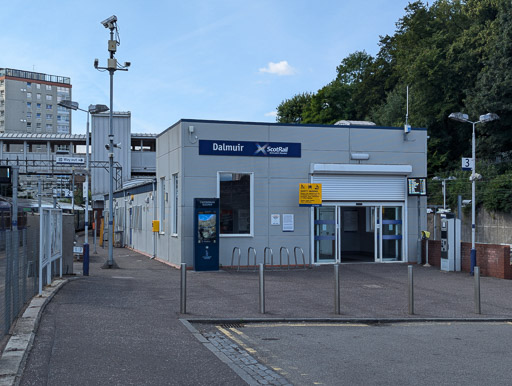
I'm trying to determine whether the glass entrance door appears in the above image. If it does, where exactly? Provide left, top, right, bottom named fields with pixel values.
left=381, top=206, right=403, bottom=261
left=314, top=204, right=404, bottom=264
left=314, top=207, right=337, bottom=262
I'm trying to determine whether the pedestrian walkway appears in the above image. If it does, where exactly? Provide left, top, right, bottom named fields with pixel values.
left=8, top=235, right=512, bottom=385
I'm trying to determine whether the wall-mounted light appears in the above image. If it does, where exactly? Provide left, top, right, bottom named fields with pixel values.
left=350, top=153, right=370, bottom=160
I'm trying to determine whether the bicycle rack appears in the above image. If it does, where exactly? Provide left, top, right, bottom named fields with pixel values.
left=264, top=247, right=273, bottom=268
left=294, top=246, right=307, bottom=269
left=232, top=247, right=241, bottom=271
left=280, top=247, right=290, bottom=269
left=248, top=247, right=257, bottom=270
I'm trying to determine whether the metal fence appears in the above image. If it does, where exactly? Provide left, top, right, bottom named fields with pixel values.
left=0, top=227, right=39, bottom=337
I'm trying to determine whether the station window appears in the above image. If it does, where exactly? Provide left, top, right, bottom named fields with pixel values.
left=218, top=172, right=253, bottom=235
left=159, top=177, right=166, bottom=232
left=172, top=173, right=178, bottom=235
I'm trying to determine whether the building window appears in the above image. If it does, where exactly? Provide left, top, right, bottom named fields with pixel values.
left=36, top=84, right=41, bottom=89
left=46, top=95, right=52, bottom=101
left=172, top=173, right=178, bottom=235
left=36, top=103, right=41, bottom=109
left=36, top=93, right=41, bottom=100
left=27, top=112, right=32, bottom=119
left=218, top=172, right=253, bottom=235
left=46, top=85, right=52, bottom=91
left=36, top=123, right=42, bottom=132
left=36, top=113, right=41, bottom=119
left=46, top=114, right=52, bottom=120
left=27, top=102, right=31, bottom=109
left=26, top=122, right=32, bottom=131
left=26, top=82, right=31, bottom=88
left=46, top=124, right=53, bottom=131
left=159, top=177, right=166, bottom=232
left=46, top=104, right=52, bottom=109
left=57, top=125, right=69, bottom=134
left=27, top=92, right=32, bottom=99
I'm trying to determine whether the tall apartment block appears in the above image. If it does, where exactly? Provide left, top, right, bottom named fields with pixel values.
left=0, top=68, right=72, bottom=134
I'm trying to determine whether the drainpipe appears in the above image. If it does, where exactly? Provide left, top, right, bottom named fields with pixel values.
left=152, top=179, right=157, bottom=259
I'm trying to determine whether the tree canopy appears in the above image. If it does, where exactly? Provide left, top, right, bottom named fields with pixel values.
left=276, top=0, right=512, bottom=212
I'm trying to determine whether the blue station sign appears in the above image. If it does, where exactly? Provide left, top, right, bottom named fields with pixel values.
left=199, top=140, right=301, bottom=158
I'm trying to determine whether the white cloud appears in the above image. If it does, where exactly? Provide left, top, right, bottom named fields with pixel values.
left=259, top=61, right=296, bottom=76
left=265, top=111, right=277, bottom=117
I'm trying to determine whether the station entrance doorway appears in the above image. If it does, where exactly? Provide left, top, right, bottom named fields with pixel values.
left=313, top=204, right=404, bottom=263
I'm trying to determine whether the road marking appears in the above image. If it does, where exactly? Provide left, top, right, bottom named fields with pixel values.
left=245, top=323, right=368, bottom=328
left=111, top=276, right=134, bottom=279
left=216, top=326, right=257, bottom=354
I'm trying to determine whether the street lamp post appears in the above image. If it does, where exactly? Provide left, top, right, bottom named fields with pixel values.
left=432, top=176, right=457, bottom=210
left=94, top=15, right=130, bottom=268
left=448, top=112, right=499, bottom=275
left=58, top=100, right=109, bottom=275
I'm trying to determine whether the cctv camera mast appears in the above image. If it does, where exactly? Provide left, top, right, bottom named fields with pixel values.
left=95, top=15, right=130, bottom=268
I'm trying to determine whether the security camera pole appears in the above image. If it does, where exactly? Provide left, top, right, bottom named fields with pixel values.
left=95, top=15, right=130, bottom=268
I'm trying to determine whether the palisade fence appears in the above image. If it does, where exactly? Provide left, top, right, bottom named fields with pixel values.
left=0, top=227, right=39, bottom=338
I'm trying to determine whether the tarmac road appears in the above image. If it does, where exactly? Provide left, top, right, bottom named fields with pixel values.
left=202, top=321, right=512, bottom=386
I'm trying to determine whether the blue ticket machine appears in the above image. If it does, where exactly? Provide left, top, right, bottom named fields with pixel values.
left=194, top=198, right=220, bottom=271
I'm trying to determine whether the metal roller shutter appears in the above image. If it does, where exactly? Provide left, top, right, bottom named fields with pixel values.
left=312, top=175, right=405, bottom=201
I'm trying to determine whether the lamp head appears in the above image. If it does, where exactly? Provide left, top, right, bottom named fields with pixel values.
left=448, top=112, right=469, bottom=123
left=89, top=104, right=109, bottom=114
left=58, top=100, right=79, bottom=111
left=479, top=113, right=499, bottom=123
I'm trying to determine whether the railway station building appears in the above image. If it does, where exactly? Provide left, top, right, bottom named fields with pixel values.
left=115, top=119, right=427, bottom=268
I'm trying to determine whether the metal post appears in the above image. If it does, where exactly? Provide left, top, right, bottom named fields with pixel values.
left=334, top=264, right=340, bottom=315
left=107, top=36, right=115, bottom=268
left=470, top=121, right=476, bottom=275
left=259, top=263, right=265, bottom=314
left=93, top=210, right=97, bottom=254
left=474, top=266, right=481, bottom=314
left=442, top=180, right=446, bottom=210
left=12, top=167, right=19, bottom=317
left=408, top=265, right=414, bottom=315
left=71, top=171, right=75, bottom=213
left=424, top=239, right=430, bottom=267
left=417, top=196, right=422, bottom=264
left=180, top=263, right=187, bottom=314
left=83, top=111, right=90, bottom=275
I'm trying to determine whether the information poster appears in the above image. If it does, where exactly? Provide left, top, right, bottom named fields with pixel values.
left=271, top=214, right=280, bottom=226
left=283, top=214, right=294, bottom=232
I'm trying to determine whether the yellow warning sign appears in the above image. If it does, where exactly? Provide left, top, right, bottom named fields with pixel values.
left=299, top=183, right=322, bottom=207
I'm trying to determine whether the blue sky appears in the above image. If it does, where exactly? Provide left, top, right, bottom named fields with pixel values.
left=1, top=1, right=411, bottom=134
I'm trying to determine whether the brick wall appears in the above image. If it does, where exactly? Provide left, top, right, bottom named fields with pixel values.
left=422, top=240, right=512, bottom=280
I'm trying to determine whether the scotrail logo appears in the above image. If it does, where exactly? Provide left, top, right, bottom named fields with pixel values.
left=254, top=143, right=289, bottom=156
left=254, top=143, right=268, bottom=155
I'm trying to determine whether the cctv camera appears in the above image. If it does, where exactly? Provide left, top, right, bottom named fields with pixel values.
left=101, top=15, right=117, bottom=28
left=94, top=58, right=99, bottom=69
left=124, top=62, right=131, bottom=68
left=105, top=144, right=110, bottom=150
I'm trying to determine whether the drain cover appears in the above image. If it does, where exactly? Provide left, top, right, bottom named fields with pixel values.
left=220, top=323, right=245, bottom=329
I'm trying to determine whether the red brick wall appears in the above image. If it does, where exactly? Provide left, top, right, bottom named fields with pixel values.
left=422, top=240, right=512, bottom=280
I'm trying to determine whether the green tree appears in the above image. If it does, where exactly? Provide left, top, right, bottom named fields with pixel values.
left=276, top=92, right=313, bottom=123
